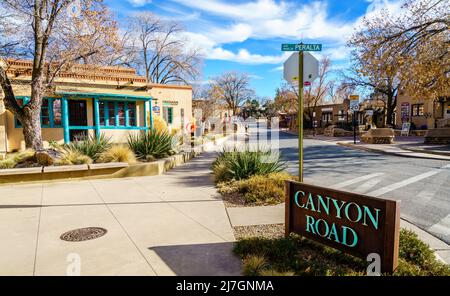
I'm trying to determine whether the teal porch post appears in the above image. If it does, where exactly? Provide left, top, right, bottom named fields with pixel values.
left=143, top=100, right=148, bottom=130
left=93, top=97, right=101, bottom=138
left=62, top=97, right=70, bottom=143
left=149, top=99, right=154, bottom=129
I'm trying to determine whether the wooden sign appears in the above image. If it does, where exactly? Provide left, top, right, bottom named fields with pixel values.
left=285, top=181, right=400, bottom=273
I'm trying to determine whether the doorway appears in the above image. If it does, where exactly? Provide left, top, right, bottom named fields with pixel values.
left=68, top=100, right=88, bottom=141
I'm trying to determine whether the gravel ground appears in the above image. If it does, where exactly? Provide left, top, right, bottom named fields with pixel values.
left=221, top=192, right=248, bottom=207
left=233, top=224, right=285, bottom=240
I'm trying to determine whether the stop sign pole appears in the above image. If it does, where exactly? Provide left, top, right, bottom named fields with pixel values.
left=282, top=43, right=321, bottom=182
left=298, top=51, right=304, bottom=181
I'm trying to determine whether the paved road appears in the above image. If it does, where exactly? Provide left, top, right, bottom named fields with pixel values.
left=272, top=131, right=450, bottom=244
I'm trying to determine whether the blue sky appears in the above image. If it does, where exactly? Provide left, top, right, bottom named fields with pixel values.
left=104, top=0, right=404, bottom=99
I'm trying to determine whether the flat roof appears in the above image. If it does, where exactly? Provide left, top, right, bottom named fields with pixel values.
left=56, top=91, right=152, bottom=101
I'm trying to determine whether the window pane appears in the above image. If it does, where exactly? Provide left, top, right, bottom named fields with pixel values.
left=418, top=105, right=424, bottom=116
left=42, top=117, right=50, bottom=126
left=41, top=108, right=49, bottom=117
left=53, top=99, right=62, bottom=126
left=168, top=107, right=173, bottom=124
left=127, top=102, right=136, bottom=126
left=42, top=99, right=49, bottom=107
left=99, top=101, right=105, bottom=126
left=108, top=102, right=115, bottom=126
left=118, top=102, right=125, bottom=126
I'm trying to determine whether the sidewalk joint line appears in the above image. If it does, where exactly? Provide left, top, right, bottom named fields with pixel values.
left=88, top=180, right=159, bottom=276
left=32, top=183, right=44, bottom=276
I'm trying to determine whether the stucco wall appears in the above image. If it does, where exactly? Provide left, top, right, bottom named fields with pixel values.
left=100, top=129, right=141, bottom=144
left=396, top=95, right=434, bottom=129
left=148, top=86, right=193, bottom=132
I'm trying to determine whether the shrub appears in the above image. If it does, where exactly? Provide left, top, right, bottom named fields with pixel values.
left=242, top=255, right=269, bottom=276
left=64, top=134, right=112, bottom=161
left=13, top=149, right=36, bottom=163
left=395, top=229, right=450, bottom=276
left=212, top=147, right=286, bottom=182
left=0, top=158, right=16, bottom=169
left=128, top=128, right=174, bottom=160
left=97, top=145, right=136, bottom=164
left=234, top=230, right=450, bottom=276
left=55, top=150, right=93, bottom=166
left=218, top=172, right=296, bottom=206
left=259, top=269, right=295, bottom=276
left=238, top=172, right=294, bottom=204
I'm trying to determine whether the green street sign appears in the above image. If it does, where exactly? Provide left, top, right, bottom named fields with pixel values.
left=281, top=43, right=322, bottom=51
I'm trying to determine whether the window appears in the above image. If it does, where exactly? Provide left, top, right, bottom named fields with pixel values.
left=15, top=97, right=62, bottom=128
left=118, top=102, right=125, bottom=126
left=99, top=100, right=137, bottom=127
left=411, top=104, right=424, bottom=116
left=163, top=107, right=173, bottom=124
left=127, top=102, right=136, bottom=126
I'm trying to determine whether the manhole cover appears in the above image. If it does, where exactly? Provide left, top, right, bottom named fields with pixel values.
left=60, top=227, right=107, bottom=242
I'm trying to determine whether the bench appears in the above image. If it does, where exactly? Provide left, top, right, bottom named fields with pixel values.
left=360, top=128, right=395, bottom=144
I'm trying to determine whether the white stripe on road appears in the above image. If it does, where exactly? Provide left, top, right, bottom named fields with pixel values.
left=332, top=173, right=385, bottom=189
left=353, top=177, right=383, bottom=194
left=368, top=164, right=450, bottom=197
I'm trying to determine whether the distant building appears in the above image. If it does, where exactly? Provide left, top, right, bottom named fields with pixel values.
left=396, top=93, right=450, bottom=130
left=289, top=99, right=352, bottom=131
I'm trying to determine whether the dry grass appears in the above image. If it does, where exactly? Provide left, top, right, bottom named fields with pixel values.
left=218, top=172, right=297, bottom=207
left=0, top=158, right=16, bottom=169
left=97, top=145, right=136, bottom=164
left=55, top=150, right=93, bottom=166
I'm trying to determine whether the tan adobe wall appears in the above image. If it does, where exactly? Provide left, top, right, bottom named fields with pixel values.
left=396, top=94, right=435, bottom=129
left=148, top=86, right=193, bottom=132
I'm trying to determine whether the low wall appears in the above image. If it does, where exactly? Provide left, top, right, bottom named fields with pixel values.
left=424, top=128, right=450, bottom=145
left=0, top=151, right=197, bottom=185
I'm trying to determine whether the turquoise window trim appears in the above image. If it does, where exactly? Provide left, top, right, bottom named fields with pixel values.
left=98, top=100, right=137, bottom=128
left=67, top=126, right=147, bottom=131
left=14, top=97, right=62, bottom=129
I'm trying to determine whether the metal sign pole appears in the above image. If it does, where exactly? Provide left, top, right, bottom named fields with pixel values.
left=298, top=51, right=304, bottom=182
left=353, top=111, right=357, bottom=144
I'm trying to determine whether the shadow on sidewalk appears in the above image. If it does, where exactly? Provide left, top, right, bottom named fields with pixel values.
left=150, top=242, right=242, bottom=276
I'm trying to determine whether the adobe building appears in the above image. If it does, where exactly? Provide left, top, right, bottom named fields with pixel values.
left=289, top=99, right=352, bottom=131
left=0, top=59, right=192, bottom=153
left=396, top=93, right=450, bottom=130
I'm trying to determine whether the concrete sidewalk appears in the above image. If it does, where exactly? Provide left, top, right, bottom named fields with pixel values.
left=0, top=152, right=241, bottom=276
left=226, top=204, right=450, bottom=265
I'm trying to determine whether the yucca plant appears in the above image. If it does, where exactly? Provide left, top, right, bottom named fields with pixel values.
left=212, top=146, right=287, bottom=182
left=128, top=128, right=174, bottom=160
left=63, top=133, right=112, bottom=161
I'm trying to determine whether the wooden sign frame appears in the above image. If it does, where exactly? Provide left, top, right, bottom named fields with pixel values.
left=285, top=181, right=400, bottom=273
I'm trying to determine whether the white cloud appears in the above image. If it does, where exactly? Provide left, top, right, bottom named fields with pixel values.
left=168, top=0, right=406, bottom=65
left=207, top=48, right=290, bottom=64
left=248, top=74, right=264, bottom=80
left=127, top=0, right=152, bottom=7
left=170, top=0, right=288, bottom=20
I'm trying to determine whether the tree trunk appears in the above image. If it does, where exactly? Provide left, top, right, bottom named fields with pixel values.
left=21, top=108, right=43, bottom=150
left=386, top=94, right=396, bottom=127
